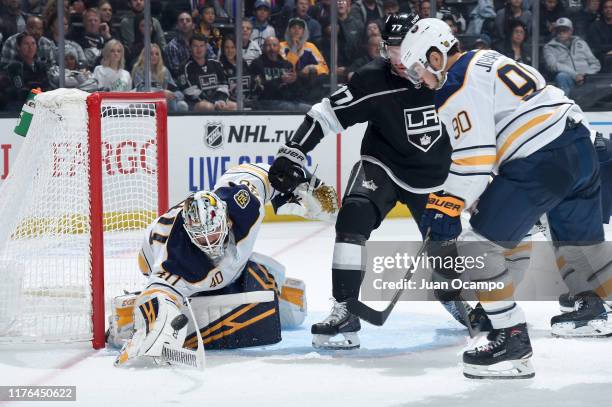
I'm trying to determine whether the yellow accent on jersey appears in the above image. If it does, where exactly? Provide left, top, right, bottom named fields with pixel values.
left=477, top=283, right=515, bottom=302
left=452, top=155, right=497, bottom=166
left=280, top=286, right=305, bottom=309
left=503, top=243, right=533, bottom=257
left=497, top=112, right=554, bottom=160
left=556, top=256, right=567, bottom=270
left=140, top=288, right=179, bottom=305
left=138, top=251, right=150, bottom=276
left=183, top=303, right=276, bottom=348
left=595, top=277, right=612, bottom=298
left=437, top=51, right=479, bottom=112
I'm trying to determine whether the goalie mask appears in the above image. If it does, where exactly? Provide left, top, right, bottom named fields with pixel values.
left=182, top=191, right=229, bottom=259
left=381, top=13, right=420, bottom=83
left=400, top=18, right=458, bottom=90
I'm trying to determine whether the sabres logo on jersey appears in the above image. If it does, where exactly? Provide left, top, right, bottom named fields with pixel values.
left=234, top=189, right=251, bottom=209
left=403, top=105, right=442, bottom=152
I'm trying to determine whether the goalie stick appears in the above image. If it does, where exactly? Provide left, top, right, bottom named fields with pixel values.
left=346, top=234, right=430, bottom=326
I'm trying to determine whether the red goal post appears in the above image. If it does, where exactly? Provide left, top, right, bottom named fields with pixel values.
left=0, top=90, right=168, bottom=349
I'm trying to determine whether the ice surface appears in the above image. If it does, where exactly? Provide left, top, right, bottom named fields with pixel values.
left=0, top=220, right=610, bottom=407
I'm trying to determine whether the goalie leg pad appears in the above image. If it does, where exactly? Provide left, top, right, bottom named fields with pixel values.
left=184, top=261, right=282, bottom=350
left=114, top=289, right=186, bottom=367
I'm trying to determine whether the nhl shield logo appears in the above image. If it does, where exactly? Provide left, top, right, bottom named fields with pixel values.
left=204, top=121, right=224, bottom=149
left=403, top=106, right=441, bottom=153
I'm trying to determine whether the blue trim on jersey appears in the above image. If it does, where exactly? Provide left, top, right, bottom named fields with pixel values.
left=215, top=184, right=261, bottom=243
left=161, top=216, right=217, bottom=283
left=435, top=51, right=478, bottom=110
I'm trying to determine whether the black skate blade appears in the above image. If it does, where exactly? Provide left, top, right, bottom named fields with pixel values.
left=463, top=372, right=535, bottom=380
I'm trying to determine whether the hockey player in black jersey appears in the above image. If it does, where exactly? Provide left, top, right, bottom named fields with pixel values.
left=269, top=13, right=461, bottom=349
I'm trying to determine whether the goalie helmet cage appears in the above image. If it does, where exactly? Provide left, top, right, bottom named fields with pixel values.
left=0, top=89, right=168, bottom=349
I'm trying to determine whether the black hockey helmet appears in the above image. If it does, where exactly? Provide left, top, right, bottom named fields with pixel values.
left=381, top=13, right=420, bottom=47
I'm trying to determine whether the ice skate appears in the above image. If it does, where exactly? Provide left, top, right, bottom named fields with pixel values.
left=463, top=323, right=535, bottom=379
left=312, top=300, right=360, bottom=350
left=551, top=291, right=612, bottom=337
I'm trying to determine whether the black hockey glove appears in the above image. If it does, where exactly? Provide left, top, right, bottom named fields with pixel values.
left=420, top=193, right=464, bottom=241
left=269, top=143, right=308, bottom=193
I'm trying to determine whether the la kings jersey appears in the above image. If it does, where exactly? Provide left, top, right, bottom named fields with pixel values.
left=178, top=57, right=229, bottom=103
left=138, top=163, right=273, bottom=298
left=436, top=50, right=586, bottom=207
left=296, top=57, right=451, bottom=192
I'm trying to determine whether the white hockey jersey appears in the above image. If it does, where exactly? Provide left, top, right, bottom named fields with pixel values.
left=137, top=163, right=273, bottom=297
left=436, top=50, right=586, bottom=207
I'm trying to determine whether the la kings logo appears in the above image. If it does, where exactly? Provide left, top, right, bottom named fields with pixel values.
left=403, top=106, right=442, bottom=152
left=204, top=121, right=224, bottom=149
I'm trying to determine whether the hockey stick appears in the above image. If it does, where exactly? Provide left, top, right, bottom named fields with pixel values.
left=161, top=298, right=205, bottom=369
left=347, top=235, right=430, bottom=326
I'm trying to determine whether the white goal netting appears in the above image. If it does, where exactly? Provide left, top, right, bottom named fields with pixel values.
left=0, top=89, right=164, bottom=344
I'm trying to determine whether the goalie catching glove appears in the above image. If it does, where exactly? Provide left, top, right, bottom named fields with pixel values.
left=269, top=143, right=309, bottom=193
left=420, top=193, right=464, bottom=241
left=273, top=176, right=339, bottom=223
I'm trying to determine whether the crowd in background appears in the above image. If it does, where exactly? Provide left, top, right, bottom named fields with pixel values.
left=0, top=0, right=610, bottom=113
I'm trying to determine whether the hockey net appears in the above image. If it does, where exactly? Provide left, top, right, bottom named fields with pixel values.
left=0, top=89, right=168, bottom=348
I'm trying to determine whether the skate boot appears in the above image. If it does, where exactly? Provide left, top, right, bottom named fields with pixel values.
left=463, top=323, right=535, bottom=379
left=551, top=291, right=612, bottom=337
left=312, top=300, right=361, bottom=350
left=558, top=292, right=575, bottom=313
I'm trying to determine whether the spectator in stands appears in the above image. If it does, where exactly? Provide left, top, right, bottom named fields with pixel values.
left=0, top=0, right=27, bottom=40
left=419, top=0, right=430, bottom=18
left=544, top=17, right=601, bottom=95
left=93, top=39, right=132, bottom=90
left=540, top=0, right=566, bottom=39
left=164, top=11, right=215, bottom=79
left=251, top=0, right=276, bottom=49
left=352, top=0, right=384, bottom=26
left=587, top=0, right=612, bottom=70
left=195, top=3, right=223, bottom=55
left=177, top=33, right=230, bottom=112
left=251, top=36, right=310, bottom=111
left=438, top=6, right=467, bottom=33
left=442, top=13, right=460, bottom=35
left=366, top=20, right=382, bottom=38
left=311, top=0, right=332, bottom=29
left=42, top=0, right=69, bottom=38
left=347, top=34, right=381, bottom=79
left=241, top=20, right=262, bottom=66
left=73, top=8, right=110, bottom=70
left=497, top=19, right=532, bottom=65
left=48, top=49, right=98, bottom=91
left=219, top=35, right=252, bottom=110
left=126, top=14, right=165, bottom=69
left=5, top=33, right=48, bottom=110
left=495, top=0, right=532, bottom=41
left=190, top=0, right=228, bottom=22
left=383, top=0, right=400, bottom=16
left=21, top=0, right=45, bottom=15
left=98, top=0, right=118, bottom=39
left=320, top=0, right=364, bottom=82
left=573, top=0, right=601, bottom=38
left=291, top=0, right=322, bottom=43
left=132, top=44, right=188, bottom=112
left=281, top=17, right=329, bottom=78
left=120, top=0, right=165, bottom=50
left=465, top=0, right=496, bottom=35
left=48, top=14, right=88, bottom=69
left=1, top=16, right=55, bottom=69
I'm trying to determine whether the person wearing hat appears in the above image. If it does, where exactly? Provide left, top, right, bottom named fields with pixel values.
left=280, top=16, right=329, bottom=102
left=473, top=33, right=492, bottom=49
left=250, top=0, right=277, bottom=49
left=543, top=17, right=601, bottom=95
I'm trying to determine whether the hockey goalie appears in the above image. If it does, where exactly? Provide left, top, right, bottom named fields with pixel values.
left=107, top=163, right=338, bottom=367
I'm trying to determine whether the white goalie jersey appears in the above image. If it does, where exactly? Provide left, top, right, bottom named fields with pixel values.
left=436, top=50, right=586, bottom=207
left=137, top=163, right=274, bottom=298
